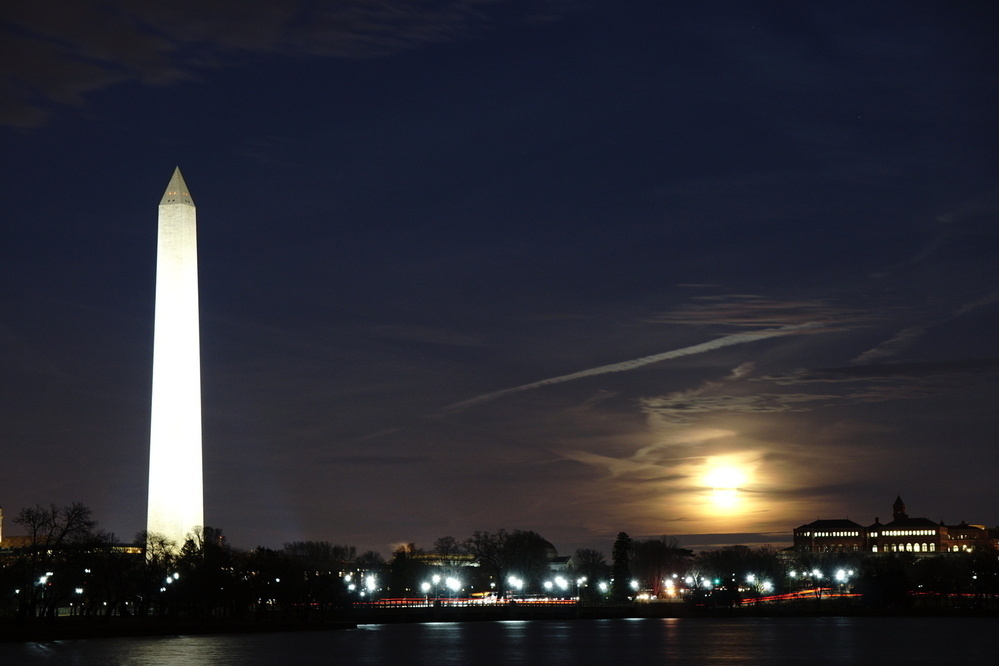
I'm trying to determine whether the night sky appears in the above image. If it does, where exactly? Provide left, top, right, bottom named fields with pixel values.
left=3, top=1, right=998, bottom=555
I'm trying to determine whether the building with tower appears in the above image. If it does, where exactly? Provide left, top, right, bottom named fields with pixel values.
left=146, top=167, right=204, bottom=550
left=793, top=496, right=997, bottom=554
left=867, top=495, right=945, bottom=554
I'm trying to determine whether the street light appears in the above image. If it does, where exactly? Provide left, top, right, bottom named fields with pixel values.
left=508, top=575, right=524, bottom=598
left=445, top=577, right=461, bottom=603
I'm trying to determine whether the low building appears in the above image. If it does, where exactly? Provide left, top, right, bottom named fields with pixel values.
left=792, top=519, right=866, bottom=553
left=941, top=521, right=993, bottom=553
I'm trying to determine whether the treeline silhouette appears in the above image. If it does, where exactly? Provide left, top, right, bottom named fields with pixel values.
left=2, top=503, right=997, bottom=622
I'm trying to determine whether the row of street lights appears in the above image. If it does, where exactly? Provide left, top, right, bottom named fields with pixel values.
left=343, top=572, right=379, bottom=597
left=420, top=574, right=462, bottom=601
left=338, top=568, right=857, bottom=602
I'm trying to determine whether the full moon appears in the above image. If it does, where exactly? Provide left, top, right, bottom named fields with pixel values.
left=704, top=465, right=749, bottom=510
left=705, top=466, right=747, bottom=490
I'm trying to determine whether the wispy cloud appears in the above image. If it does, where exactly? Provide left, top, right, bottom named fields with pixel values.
left=851, top=326, right=926, bottom=364
left=440, top=322, right=823, bottom=414
left=760, top=358, right=999, bottom=406
left=642, top=391, right=834, bottom=426
left=956, top=292, right=999, bottom=316
left=560, top=449, right=688, bottom=481
left=769, top=358, right=999, bottom=384
left=638, top=361, right=831, bottom=425
left=2, top=0, right=572, bottom=127
left=871, top=194, right=999, bottom=280
left=651, top=295, right=867, bottom=329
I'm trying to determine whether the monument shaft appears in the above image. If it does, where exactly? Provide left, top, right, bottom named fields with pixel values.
left=147, top=167, right=204, bottom=547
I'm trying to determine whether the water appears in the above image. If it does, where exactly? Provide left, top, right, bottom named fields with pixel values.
left=3, top=617, right=995, bottom=665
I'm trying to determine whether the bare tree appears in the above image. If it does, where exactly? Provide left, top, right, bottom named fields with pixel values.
left=631, top=536, right=692, bottom=598
left=570, top=548, right=609, bottom=583
left=12, top=502, right=98, bottom=619
left=15, top=502, right=96, bottom=549
left=465, top=529, right=551, bottom=596
left=355, top=550, right=386, bottom=577
left=569, top=548, right=610, bottom=601
left=433, top=536, right=468, bottom=579
left=134, top=531, right=177, bottom=616
left=283, top=541, right=357, bottom=574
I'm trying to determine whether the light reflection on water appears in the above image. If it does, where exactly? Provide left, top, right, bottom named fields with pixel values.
left=3, top=616, right=994, bottom=665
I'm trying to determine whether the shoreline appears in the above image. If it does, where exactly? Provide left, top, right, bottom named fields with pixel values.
left=4, top=603, right=998, bottom=643
left=0, top=617, right=356, bottom=644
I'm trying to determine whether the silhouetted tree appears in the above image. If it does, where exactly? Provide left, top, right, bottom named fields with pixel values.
left=610, top=532, right=633, bottom=601
left=12, top=502, right=98, bottom=619
left=631, top=536, right=693, bottom=598
left=504, top=530, right=551, bottom=590
left=433, top=536, right=468, bottom=580
left=855, top=553, right=913, bottom=609
left=174, top=526, right=237, bottom=617
left=465, top=529, right=551, bottom=596
left=356, top=550, right=386, bottom=570
left=695, top=544, right=789, bottom=605
left=387, top=543, right=427, bottom=598
left=134, top=530, right=177, bottom=617
left=239, top=547, right=298, bottom=619
left=283, top=541, right=356, bottom=574
left=14, top=502, right=97, bottom=548
left=73, top=529, right=139, bottom=619
left=465, top=530, right=508, bottom=595
left=276, top=541, right=354, bottom=614
left=569, top=548, right=609, bottom=601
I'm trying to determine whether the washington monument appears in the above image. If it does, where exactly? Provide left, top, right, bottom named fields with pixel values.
left=147, top=167, right=204, bottom=548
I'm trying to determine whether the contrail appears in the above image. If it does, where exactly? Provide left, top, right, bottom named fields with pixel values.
left=440, top=322, right=819, bottom=414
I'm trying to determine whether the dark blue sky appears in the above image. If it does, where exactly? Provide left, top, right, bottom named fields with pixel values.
left=2, top=1, right=998, bottom=554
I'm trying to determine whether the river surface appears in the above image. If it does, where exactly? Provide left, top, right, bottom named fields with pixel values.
left=3, top=616, right=995, bottom=665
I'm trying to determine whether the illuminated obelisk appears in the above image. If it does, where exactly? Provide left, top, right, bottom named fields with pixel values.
left=147, top=167, right=204, bottom=549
